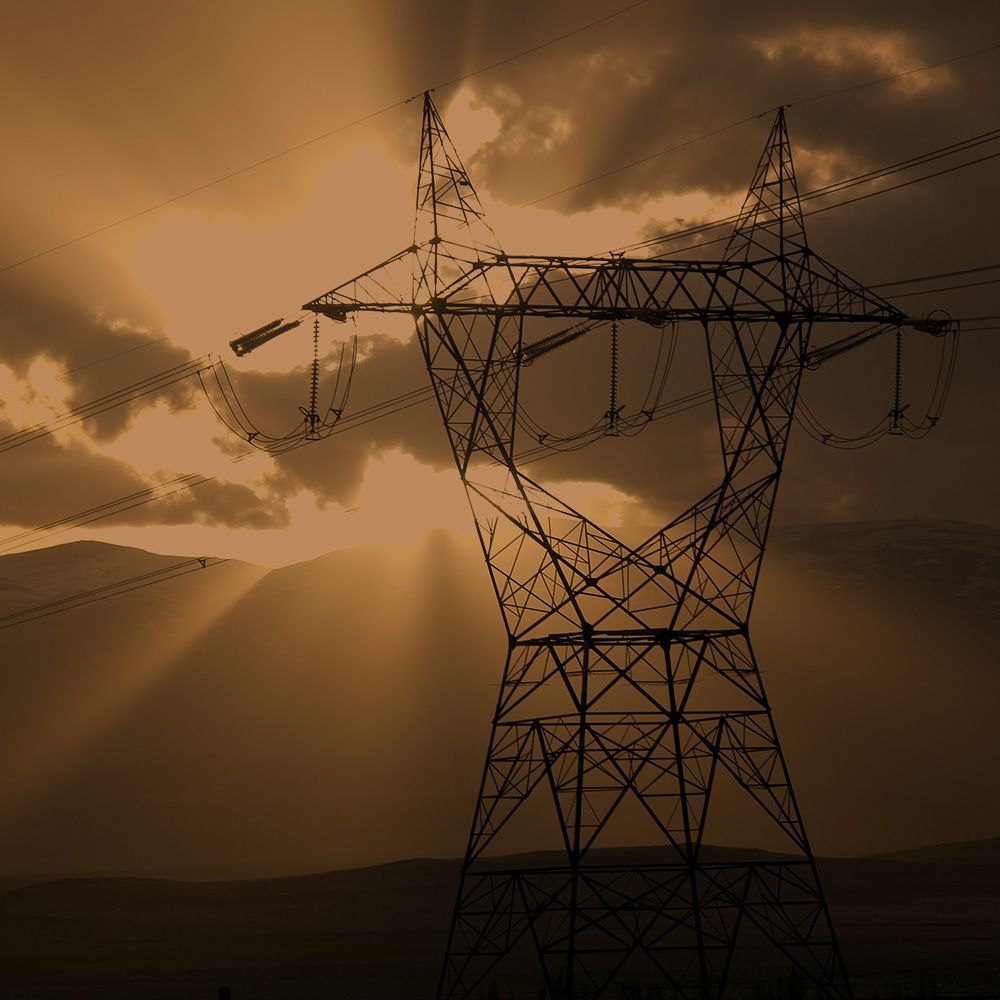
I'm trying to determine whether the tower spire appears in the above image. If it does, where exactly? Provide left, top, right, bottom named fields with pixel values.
left=414, top=91, right=504, bottom=302
left=410, top=91, right=521, bottom=474
left=727, top=106, right=808, bottom=262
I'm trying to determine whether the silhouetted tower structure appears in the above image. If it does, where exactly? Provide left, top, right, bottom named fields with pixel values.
left=232, top=93, right=946, bottom=999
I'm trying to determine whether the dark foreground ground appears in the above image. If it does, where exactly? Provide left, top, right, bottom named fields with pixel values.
left=0, top=841, right=998, bottom=1000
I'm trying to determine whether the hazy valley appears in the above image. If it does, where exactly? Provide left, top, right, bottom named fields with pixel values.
left=0, top=519, right=998, bottom=996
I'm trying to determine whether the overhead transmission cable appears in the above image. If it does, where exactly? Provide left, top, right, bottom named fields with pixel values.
left=0, top=473, right=216, bottom=556
left=4, top=118, right=992, bottom=560
left=57, top=336, right=170, bottom=380
left=0, top=356, right=213, bottom=455
left=522, top=40, right=1000, bottom=209
left=795, top=317, right=962, bottom=449
left=0, top=0, right=655, bottom=277
left=614, top=125, right=1000, bottom=256
left=6, top=245, right=986, bottom=491
left=214, top=129, right=1000, bottom=459
left=872, top=262, right=1000, bottom=288
left=4, top=21, right=998, bottom=276
left=198, top=335, right=357, bottom=457
left=2, top=303, right=958, bottom=567
left=873, top=276, right=1000, bottom=300
left=0, top=557, right=228, bottom=631
left=4, top=258, right=979, bottom=552
left=0, top=296, right=959, bottom=562
left=786, top=40, right=1000, bottom=108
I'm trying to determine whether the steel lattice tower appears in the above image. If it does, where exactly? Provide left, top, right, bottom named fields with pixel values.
left=233, top=93, right=946, bottom=999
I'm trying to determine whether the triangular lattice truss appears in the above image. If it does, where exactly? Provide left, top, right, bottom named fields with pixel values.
left=287, top=94, right=945, bottom=999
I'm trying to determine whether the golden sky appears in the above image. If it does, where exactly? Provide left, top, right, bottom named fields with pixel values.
left=0, top=1, right=997, bottom=567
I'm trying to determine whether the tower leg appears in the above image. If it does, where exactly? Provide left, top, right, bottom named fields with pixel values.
left=437, top=632, right=851, bottom=999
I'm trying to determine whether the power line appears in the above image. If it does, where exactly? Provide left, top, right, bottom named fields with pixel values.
left=523, top=40, right=1000, bottom=208
left=635, top=140, right=1000, bottom=259
left=0, top=0, right=655, bottom=277
left=616, top=126, right=1000, bottom=255
left=0, top=473, right=215, bottom=555
left=0, top=356, right=213, bottom=455
left=198, top=339, right=357, bottom=456
left=4, top=260, right=982, bottom=548
left=0, top=556, right=227, bottom=630
left=56, top=336, right=169, bottom=380
left=2, top=273, right=965, bottom=561
left=4, top=130, right=992, bottom=556
left=872, top=262, right=1000, bottom=288
left=872, top=276, right=1000, bottom=300
left=796, top=319, right=961, bottom=449
left=8, top=253, right=985, bottom=469
left=630, top=144, right=1000, bottom=259
left=0, top=90, right=408, bottom=276
left=787, top=40, right=1000, bottom=108
left=797, top=147, right=1000, bottom=222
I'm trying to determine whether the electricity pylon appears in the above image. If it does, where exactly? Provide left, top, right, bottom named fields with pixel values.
left=232, top=93, right=946, bottom=999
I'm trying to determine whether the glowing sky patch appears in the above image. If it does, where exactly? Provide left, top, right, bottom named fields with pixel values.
left=0, top=357, right=75, bottom=431
left=751, top=26, right=955, bottom=95
left=34, top=449, right=468, bottom=566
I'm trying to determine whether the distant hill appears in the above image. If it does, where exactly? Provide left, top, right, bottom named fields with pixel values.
left=0, top=840, right=997, bottom=999
left=0, top=520, right=997, bottom=878
left=0, top=539, right=232, bottom=613
left=871, top=833, right=1000, bottom=863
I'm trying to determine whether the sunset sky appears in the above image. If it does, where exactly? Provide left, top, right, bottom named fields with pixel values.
left=1, top=0, right=999, bottom=567
left=2, top=1, right=1000, bottom=892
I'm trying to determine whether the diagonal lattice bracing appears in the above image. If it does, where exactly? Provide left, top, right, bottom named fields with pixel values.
left=253, top=92, right=951, bottom=998
left=440, top=861, right=847, bottom=1000
left=415, top=90, right=854, bottom=998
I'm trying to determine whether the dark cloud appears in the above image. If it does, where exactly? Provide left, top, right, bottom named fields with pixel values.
left=422, top=2, right=1000, bottom=212
left=2, top=1, right=998, bottom=537
left=0, top=279, right=194, bottom=439
left=153, top=478, right=290, bottom=530
left=0, top=419, right=289, bottom=534
left=0, top=363, right=291, bottom=537
left=396, top=1, right=1000, bottom=529
left=0, top=427, right=152, bottom=530
left=0, top=283, right=289, bottom=532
